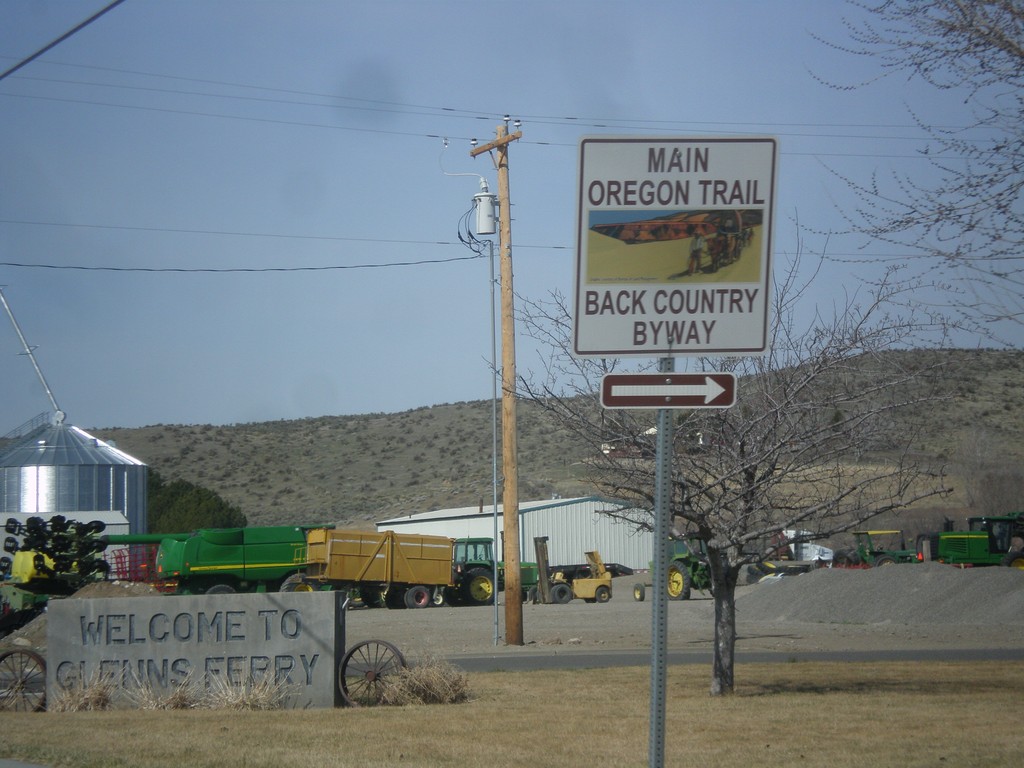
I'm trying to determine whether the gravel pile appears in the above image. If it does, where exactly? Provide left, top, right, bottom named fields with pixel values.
left=738, top=562, right=1024, bottom=625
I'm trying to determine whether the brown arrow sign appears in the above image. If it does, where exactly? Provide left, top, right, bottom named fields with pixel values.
left=601, top=373, right=737, bottom=409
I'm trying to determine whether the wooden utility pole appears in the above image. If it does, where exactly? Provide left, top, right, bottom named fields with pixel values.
left=471, top=123, right=523, bottom=645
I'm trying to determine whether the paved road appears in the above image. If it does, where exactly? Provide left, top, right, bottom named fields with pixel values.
left=447, top=645, right=1024, bottom=672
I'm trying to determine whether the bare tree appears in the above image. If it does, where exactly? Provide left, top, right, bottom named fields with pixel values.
left=955, top=428, right=1024, bottom=516
left=817, top=0, right=1024, bottom=333
left=517, top=251, right=953, bottom=695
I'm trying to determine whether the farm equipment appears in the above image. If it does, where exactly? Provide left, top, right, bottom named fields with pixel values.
left=149, top=526, right=539, bottom=607
left=1, top=515, right=112, bottom=639
left=532, top=538, right=620, bottom=604
left=833, top=530, right=918, bottom=567
left=918, top=511, right=1024, bottom=568
left=552, top=550, right=614, bottom=603
left=298, top=528, right=456, bottom=609
left=101, top=532, right=190, bottom=588
left=448, top=537, right=540, bottom=606
left=770, top=529, right=834, bottom=564
left=154, top=525, right=313, bottom=594
left=633, top=534, right=713, bottom=602
left=0, top=574, right=50, bottom=640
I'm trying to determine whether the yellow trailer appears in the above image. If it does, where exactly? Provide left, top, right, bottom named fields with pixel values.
left=300, top=529, right=455, bottom=609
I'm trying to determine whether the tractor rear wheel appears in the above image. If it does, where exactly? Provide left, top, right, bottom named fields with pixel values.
left=460, top=568, right=495, bottom=606
left=280, top=573, right=314, bottom=592
left=1001, top=551, right=1024, bottom=569
left=594, top=585, right=611, bottom=603
left=667, top=564, right=692, bottom=600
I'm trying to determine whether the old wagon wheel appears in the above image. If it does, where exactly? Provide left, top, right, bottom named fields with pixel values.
left=0, top=649, right=47, bottom=712
left=338, top=639, right=406, bottom=707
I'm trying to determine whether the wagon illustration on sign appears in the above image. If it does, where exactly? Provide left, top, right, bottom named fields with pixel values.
left=585, top=208, right=763, bottom=284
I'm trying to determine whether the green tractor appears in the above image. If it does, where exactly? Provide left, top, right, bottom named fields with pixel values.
left=633, top=535, right=712, bottom=601
left=448, top=537, right=539, bottom=606
left=833, top=530, right=918, bottom=567
left=918, top=511, right=1024, bottom=568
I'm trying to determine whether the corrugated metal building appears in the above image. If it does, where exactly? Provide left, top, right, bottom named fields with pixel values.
left=0, top=422, right=148, bottom=533
left=376, top=496, right=652, bottom=570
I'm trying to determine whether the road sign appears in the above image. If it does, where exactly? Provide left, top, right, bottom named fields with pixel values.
left=600, top=372, right=736, bottom=409
left=573, top=136, right=778, bottom=358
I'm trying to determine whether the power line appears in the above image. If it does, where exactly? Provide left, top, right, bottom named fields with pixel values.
left=0, top=0, right=128, bottom=82
left=0, top=218, right=465, bottom=244
left=1, top=91, right=454, bottom=143
left=0, top=218, right=569, bottom=250
left=0, top=64, right=986, bottom=157
left=0, top=246, right=956, bottom=275
left=0, top=91, right=962, bottom=160
left=0, top=254, right=485, bottom=273
left=0, top=57, right=969, bottom=134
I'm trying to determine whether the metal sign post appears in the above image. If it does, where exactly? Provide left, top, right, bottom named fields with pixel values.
left=648, top=357, right=674, bottom=768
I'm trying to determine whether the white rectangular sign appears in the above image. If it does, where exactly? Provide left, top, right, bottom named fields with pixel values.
left=573, top=136, right=777, bottom=357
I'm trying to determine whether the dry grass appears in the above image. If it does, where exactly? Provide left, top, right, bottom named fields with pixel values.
left=47, top=672, right=118, bottom=713
left=378, top=657, right=471, bottom=706
left=202, top=674, right=297, bottom=711
left=126, top=675, right=203, bottom=710
left=2, top=661, right=1021, bottom=767
left=50, top=671, right=297, bottom=713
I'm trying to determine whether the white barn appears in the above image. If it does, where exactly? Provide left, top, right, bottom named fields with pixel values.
left=375, top=496, right=652, bottom=571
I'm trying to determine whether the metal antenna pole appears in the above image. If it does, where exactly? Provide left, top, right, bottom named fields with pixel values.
left=0, top=287, right=64, bottom=423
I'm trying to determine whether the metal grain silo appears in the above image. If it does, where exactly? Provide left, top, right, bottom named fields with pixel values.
left=0, top=419, right=148, bottom=533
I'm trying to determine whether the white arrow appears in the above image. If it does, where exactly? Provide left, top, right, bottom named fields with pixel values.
left=610, top=376, right=726, bottom=404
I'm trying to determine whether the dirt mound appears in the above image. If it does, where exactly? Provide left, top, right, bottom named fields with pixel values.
left=738, top=562, right=1024, bottom=625
left=1, top=580, right=161, bottom=653
left=69, top=580, right=161, bottom=600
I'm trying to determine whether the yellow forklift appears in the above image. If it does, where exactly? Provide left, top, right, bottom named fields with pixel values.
left=565, top=551, right=613, bottom=603
left=534, top=538, right=613, bottom=604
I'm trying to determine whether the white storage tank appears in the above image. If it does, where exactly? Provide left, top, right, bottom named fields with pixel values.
left=0, top=420, right=148, bottom=534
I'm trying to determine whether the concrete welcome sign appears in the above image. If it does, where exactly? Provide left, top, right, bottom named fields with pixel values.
left=47, top=591, right=345, bottom=708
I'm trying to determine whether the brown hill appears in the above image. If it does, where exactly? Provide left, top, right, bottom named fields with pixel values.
left=94, top=400, right=592, bottom=527
left=88, top=349, right=1024, bottom=529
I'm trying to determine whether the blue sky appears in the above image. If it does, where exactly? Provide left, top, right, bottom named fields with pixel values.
left=0, top=1, right=996, bottom=433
